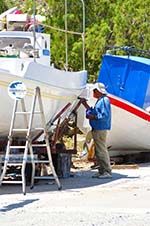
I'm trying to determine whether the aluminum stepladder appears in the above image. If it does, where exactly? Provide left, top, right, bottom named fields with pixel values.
left=0, top=86, right=62, bottom=195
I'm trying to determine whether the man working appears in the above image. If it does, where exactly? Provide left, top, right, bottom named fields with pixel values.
left=86, top=82, right=112, bottom=179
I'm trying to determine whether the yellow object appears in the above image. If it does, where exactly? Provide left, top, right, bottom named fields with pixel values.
left=87, top=141, right=95, bottom=161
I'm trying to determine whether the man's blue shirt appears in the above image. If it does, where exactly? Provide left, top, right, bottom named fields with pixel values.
left=86, top=96, right=111, bottom=130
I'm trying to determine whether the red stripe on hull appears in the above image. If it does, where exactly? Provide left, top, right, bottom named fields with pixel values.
left=109, top=96, right=150, bottom=122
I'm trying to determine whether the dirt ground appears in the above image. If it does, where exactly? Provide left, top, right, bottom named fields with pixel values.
left=0, top=160, right=150, bottom=226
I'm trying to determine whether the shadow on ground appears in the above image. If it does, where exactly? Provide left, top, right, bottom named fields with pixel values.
left=0, top=198, right=39, bottom=212
left=0, top=169, right=139, bottom=195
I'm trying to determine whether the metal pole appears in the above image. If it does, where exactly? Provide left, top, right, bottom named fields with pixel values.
left=80, top=0, right=85, bottom=70
left=65, top=0, right=68, bottom=71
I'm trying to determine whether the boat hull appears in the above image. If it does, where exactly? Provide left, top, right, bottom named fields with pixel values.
left=108, top=95, right=150, bottom=153
left=0, top=69, right=86, bottom=137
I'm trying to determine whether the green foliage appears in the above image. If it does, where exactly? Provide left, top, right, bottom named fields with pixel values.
left=0, top=0, right=7, bottom=14
left=2, top=0, right=150, bottom=82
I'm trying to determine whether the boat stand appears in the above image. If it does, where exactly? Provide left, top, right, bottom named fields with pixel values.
left=33, top=96, right=89, bottom=155
left=0, top=87, right=62, bottom=195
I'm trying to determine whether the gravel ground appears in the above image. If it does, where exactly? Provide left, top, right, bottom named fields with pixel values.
left=0, top=162, right=150, bottom=226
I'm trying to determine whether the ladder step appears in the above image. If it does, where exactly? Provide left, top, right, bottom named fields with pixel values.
left=34, top=160, right=50, bottom=163
left=6, top=173, right=22, bottom=176
left=15, top=111, right=42, bottom=114
left=9, top=144, right=47, bottom=148
left=5, top=163, right=22, bottom=166
left=12, top=128, right=44, bottom=132
left=13, top=129, right=28, bottom=132
left=1, top=181, right=22, bottom=184
left=32, top=144, right=47, bottom=147
left=31, top=128, right=45, bottom=131
left=34, top=176, right=55, bottom=180
left=1, top=161, right=52, bottom=167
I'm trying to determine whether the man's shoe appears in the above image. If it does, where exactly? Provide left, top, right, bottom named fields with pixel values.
left=97, top=172, right=112, bottom=179
left=92, top=172, right=102, bottom=178
left=91, top=164, right=100, bottom=170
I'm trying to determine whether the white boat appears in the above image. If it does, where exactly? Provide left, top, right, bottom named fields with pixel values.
left=0, top=10, right=87, bottom=137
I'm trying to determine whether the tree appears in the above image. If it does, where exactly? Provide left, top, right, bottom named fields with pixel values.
left=2, top=0, right=150, bottom=81
left=0, top=0, right=7, bottom=14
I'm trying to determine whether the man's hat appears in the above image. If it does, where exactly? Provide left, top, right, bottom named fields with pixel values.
left=92, top=82, right=107, bottom=95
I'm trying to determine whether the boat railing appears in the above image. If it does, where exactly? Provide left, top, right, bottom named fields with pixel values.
left=0, top=47, right=40, bottom=58
left=106, top=46, right=150, bottom=58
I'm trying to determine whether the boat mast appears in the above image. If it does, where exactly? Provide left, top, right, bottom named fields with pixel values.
left=65, top=0, right=68, bottom=71
left=64, top=0, right=85, bottom=71
left=81, top=0, right=85, bottom=71
left=33, top=0, right=36, bottom=62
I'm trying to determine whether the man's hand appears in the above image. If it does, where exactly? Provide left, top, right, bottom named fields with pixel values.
left=78, top=97, right=87, bottom=103
left=78, top=97, right=91, bottom=109
left=86, top=114, right=96, bottom=120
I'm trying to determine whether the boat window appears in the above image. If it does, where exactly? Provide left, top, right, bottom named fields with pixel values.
left=7, top=21, right=26, bottom=31
left=45, top=40, right=47, bottom=49
left=0, top=37, right=39, bottom=58
left=0, top=37, right=30, bottom=49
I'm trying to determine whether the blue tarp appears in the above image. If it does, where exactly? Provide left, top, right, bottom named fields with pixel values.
left=98, top=55, right=150, bottom=108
